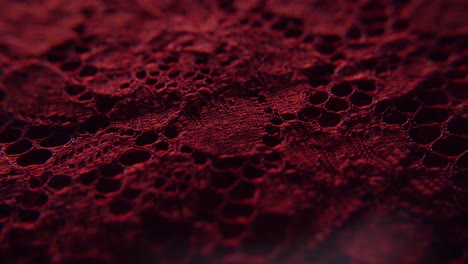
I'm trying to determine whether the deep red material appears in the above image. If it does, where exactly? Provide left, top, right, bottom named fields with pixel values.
left=0, top=0, right=467, bottom=263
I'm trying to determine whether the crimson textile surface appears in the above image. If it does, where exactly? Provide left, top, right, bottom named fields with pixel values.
left=0, top=0, right=467, bottom=263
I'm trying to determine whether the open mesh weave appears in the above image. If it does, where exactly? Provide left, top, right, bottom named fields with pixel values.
left=0, top=0, right=467, bottom=263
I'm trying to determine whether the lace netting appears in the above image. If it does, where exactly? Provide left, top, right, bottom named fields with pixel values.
left=0, top=0, right=467, bottom=263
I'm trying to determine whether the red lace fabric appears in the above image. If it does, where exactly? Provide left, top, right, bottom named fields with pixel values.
left=0, top=0, right=466, bottom=263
